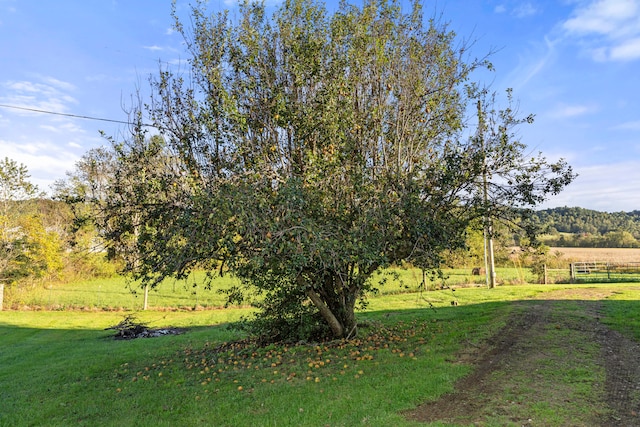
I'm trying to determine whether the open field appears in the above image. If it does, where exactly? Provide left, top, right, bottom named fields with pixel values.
left=2, top=284, right=640, bottom=426
left=4, top=267, right=539, bottom=311
left=550, top=247, right=640, bottom=263
left=4, top=252, right=639, bottom=312
left=3, top=271, right=242, bottom=311
left=548, top=247, right=640, bottom=283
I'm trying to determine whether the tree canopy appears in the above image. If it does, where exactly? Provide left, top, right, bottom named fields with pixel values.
left=523, top=207, right=640, bottom=248
left=98, top=0, right=575, bottom=341
left=0, top=158, right=64, bottom=290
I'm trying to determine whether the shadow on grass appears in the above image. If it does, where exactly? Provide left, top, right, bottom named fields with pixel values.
left=600, top=298, right=640, bottom=340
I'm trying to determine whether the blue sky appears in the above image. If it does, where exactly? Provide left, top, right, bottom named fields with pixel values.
left=1, top=0, right=639, bottom=212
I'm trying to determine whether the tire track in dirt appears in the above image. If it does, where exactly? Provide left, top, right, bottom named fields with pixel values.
left=404, top=293, right=640, bottom=426
left=597, top=316, right=640, bottom=426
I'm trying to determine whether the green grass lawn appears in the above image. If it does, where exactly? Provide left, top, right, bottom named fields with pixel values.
left=4, top=271, right=242, bottom=311
left=0, top=298, right=499, bottom=426
left=2, top=280, right=639, bottom=426
left=4, top=266, right=540, bottom=311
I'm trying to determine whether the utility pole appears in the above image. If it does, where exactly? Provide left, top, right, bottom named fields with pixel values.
left=483, top=193, right=497, bottom=289
left=132, top=211, right=148, bottom=310
left=478, top=100, right=496, bottom=289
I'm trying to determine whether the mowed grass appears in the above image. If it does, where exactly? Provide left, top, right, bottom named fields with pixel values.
left=2, top=282, right=640, bottom=426
left=5, top=271, right=242, bottom=311
left=5, top=266, right=538, bottom=311
left=0, top=291, right=500, bottom=427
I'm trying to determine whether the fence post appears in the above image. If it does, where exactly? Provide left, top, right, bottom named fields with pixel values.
left=143, top=284, right=149, bottom=310
left=570, top=263, right=575, bottom=284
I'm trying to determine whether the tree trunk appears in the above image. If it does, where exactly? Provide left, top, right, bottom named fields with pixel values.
left=342, top=292, right=358, bottom=338
left=304, top=287, right=344, bottom=338
left=0, top=282, right=4, bottom=311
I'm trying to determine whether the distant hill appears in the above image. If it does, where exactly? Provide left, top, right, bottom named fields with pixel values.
left=527, top=207, right=640, bottom=248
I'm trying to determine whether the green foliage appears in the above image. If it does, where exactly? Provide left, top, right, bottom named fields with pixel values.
left=0, top=157, right=39, bottom=215
left=0, top=159, right=62, bottom=288
left=441, top=218, right=515, bottom=268
left=7, top=215, right=64, bottom=282
left=528, top=207, right=640, bottom=247
left=97, top=0, right=574, bottom=340
left=53, top=148, right=119, bottom=279
left=235, top=292, right=331, bottom=343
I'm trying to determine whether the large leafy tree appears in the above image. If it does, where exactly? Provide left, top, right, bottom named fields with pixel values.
left=0, top=157, right=38, bottom=220
left=53, top=148, right=123, bottom=280
left=104, top=0, right=574, bottom=340
left=1, top=158, right=40, bottom=284
left=54, top=147, right=117, bottom=255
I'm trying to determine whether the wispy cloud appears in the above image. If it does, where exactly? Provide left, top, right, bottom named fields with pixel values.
left=40, top=121, right=85, bottom=135
left=549, top=102, right=598, bottom=119
left=222, top=0, right=283, bottom=7
left=609, top=36, right=640, bottom=60
left=562, top=0, right=640, bottom=62
left=2, top=78, right=78, bottom=113
left=505, top=36, right=557, bottom=91
left=514, top=2, right=539, bottom=18
left=143, top=45, right=164, bottom=52
left=613, top=119, right=640, bottom=130
left=541, top=161, right=640, bottom=211
left=41, top=76, right=76, bottom=92
left=0, top=1, right=17, bottom=21
left=493, top=1, right=539, bottom=18
left=0, top=75, right=102, bottom=191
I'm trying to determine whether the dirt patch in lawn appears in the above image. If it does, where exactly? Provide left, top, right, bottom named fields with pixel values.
left=404, top=293, right=640, bottom=426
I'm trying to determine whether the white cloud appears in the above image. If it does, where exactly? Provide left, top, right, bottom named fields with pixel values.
left=564, top=0, right=636, bottom=34
left=562, top=0, right=640, bottom=61
left=492, top=1, right=539, bottom=17
left=0, top=75, right=108, bottom=193
left=610, top=36, right=640, bottom=59
left=143, top=45, right=164, bottom=52
left=39, top=121, right=85, bottom=135
left=549, top=102, right=598, bottom=118
left=1, top=78, right=78, bottom=113
left=41, top=76, right=77, bottom=92
left=541, top=161, right=640, bottom=211
left=0, top=138, right=81, bottom=192
left=514, top=2, right=539, bottom=18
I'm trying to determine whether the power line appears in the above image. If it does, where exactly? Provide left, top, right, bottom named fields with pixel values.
left=0, top=103, right=153, bottom=127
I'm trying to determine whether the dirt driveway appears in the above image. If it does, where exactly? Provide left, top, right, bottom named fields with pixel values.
left=404, top=289, right=640, bottom=426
